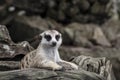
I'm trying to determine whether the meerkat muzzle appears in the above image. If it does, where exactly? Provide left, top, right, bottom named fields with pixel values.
left=52, top=41, right=57, bottom=47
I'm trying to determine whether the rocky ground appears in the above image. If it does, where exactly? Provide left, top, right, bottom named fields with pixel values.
left=0, top=0, right=120, bottom=80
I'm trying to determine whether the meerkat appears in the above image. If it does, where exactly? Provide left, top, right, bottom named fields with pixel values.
left=20, top=30, right=78, bottom=70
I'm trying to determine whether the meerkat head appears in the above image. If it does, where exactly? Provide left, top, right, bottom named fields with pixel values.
left=40, top=30, right=62, bottom=48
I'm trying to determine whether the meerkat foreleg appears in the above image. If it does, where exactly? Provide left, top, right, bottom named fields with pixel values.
left=39, top=60, right=63, bottom=70
left=61, top=60, right=78, bottom=70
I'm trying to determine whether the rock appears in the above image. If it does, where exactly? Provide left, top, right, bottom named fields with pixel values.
left=0, top=57, right=114, bottom=80
left=60, top=27, right=74, bottom=45
left=0, top=68, right=105, bottom=80
left=92, top=27, right=111, bottom=47
left=112, top=36, right=120, bottom=48
left=110, top=57, right=120, bottom=80
left=0, top=25, right=13, bottom=44
left=110, top=0, right=119, bottom=20
left=13, top=0, right=50, bottom=13
left=0, top=61, right=19, bottom=71
left=12, top=0, right=113, bottom=24
left=0, top=41, right=33, bottom=59
left=7, top=15, right=62, bottom=42
left=76, top=0, right=90, bottom=12
left=59, top=46, right=119, bottom=80
left=101, top=20, right=120, bottom=42
left=91, top=2, right=106, bottom=15
left=0, top=69, right=58, bottom=80
left=0, top=0, right=15, bottom=25
left=61, top=23, right=95, bottom=46
left=87, top=0, right=96, bottom=4
left=0, top=25, right=34, bottom=60
left=13, top=21, right=112, bottom=47
left=8, top=17, right=110, bottom=47
left=61, top=23, right=111, bottom=47
left=0, top=53, right=115, bottom=80
left=74, top=35, right=93, bottom=47
left=98, top=0, right=110, bottom=4
left=72, top=55, right=116, bottom=80
left=59, top=46, right=120, bottom=60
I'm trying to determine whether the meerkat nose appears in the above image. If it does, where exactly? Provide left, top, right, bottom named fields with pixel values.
left=52, top=41, right=57, bottom=46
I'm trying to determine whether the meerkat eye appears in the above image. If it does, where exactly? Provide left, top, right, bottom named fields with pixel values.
left=55, top=35, right=60, bottom=41
left=44, top=34, right=51, bottom=41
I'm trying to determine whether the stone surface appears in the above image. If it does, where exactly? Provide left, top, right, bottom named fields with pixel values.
left=59, top=46, right=119, bottom=80
left=101, top=20, right=120, bottom=42
left=0, top=56, right=115, bottom=80
left=73, top=55, right=116, bottom=80
left=0, top=55, right=116, bottom=80
left=7, top=15, right=62, bottom=42
left=0, top=68, right=105, bottom=80
left=0, top=25, right=13, bottom=44
left=60, top=23, right=111, bottom=47
left=61, top=23, right=95, bottom=46
left=7, top=16, right=112, bottom=48
left=5, top=16, right=114, bottom=48
left=12, top=0, right=113, bottom=24
left=92, top=27, right=111, bottom=47
left=0, top=25, right=33, bottom=59
left=0, top=61, right=19, bottom=71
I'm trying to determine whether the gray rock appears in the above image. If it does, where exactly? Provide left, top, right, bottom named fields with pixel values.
left=12, top=0, right=113, bottom=24
left=0, top=0, right=15, bottom=25
left=0, top=61, right=19, bottom=71
left=0, top=69, right=57, bottom=80
left=61, top=23, right=111, bottom=47
left=112, top=37, right=120, bottom=48
left=72, top=55, right=116, bottom=80
left=0, top=25, right=33, bottom=59
left=101, top=20, right=120, bottom=42
left=7, top=15, right=61, bottom=42
left=91, top=2, right=106, bottom=15
left=0, top=25, right=13, bottom=44
left=59, top=46, right=119, bottom=80
left=0, top=68, right=105, bottom=80
left=92, top=27, right=111, bottom=47
left=74, top=35, right=93, bottom=47
left=61, top=23, right=94, bottom=47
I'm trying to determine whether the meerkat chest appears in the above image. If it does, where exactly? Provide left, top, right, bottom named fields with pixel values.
left=37, top=47, right=61, bottom=62
left=44, top=49, right=57, bottom=61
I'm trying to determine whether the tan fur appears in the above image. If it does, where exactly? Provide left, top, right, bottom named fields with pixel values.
left=21, top=50, right=63, bottom=70
left=21, top=50, right=36, bottom=69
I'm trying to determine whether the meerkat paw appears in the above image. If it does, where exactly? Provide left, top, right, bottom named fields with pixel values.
left=61, top=60, right=78, bottom=70
left=52, top=64, right=63, bottom=71
left=70, top=63, right=78, bottom=70
left=42, top=60, right=63, bottom=71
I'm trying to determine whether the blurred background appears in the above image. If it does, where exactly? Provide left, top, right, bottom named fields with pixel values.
left=0, top=0, right=120, bottom=79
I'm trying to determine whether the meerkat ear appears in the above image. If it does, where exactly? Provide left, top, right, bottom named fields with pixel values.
left=59, top=33, right=62, bottom=37
left=28, top=33, right=43, bottom=48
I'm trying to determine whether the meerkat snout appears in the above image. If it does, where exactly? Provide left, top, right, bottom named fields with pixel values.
left=52, top=41, right=57, bottom=47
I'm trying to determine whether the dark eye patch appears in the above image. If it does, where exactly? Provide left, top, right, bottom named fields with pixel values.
left=55, top=35, right=60, bottom=41
left=44, top=34, right=51, bottom=41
